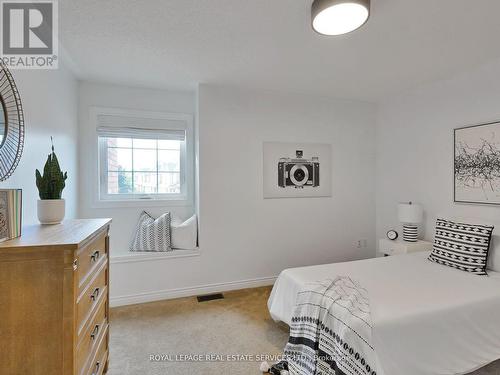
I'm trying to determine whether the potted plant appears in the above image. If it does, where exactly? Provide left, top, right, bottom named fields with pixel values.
left=35, top=138, right=68, bottom=224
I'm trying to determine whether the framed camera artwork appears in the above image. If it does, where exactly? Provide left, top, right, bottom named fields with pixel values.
left=263, top=142, right=332, bottom=199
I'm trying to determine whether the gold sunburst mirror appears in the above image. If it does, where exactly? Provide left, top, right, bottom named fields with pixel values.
left=0, top=61, right=24, bottom=181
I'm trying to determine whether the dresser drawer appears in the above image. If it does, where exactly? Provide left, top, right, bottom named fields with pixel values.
left=84, top=324, right=108, bottom=375
left=76, top=296, right=108, bottom=374
left=76, top=232, right=107, bottom=293
left=77, top=262, right=108, bottom=335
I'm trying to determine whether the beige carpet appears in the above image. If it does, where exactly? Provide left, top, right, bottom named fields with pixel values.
left=108, top=286, right=500, bottom=375
left=108, top=287, right=288, bottom=375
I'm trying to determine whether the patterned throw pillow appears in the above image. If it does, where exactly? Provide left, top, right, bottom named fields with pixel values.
left=428, top=218, right=494, bottom=275
left=130, top=211, right=172, bottom=252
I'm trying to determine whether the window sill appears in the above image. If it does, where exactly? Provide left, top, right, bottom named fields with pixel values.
left=91, top=198, right=193, bottom=209
left=110, top=248, right=201, bottom=264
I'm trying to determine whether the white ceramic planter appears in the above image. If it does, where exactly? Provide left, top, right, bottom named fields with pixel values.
left=37, top=199, right=65, bottom=224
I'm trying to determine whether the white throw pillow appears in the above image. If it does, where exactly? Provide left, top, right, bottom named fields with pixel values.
left=171, top=214, right=198, bottom=250
left=487, top=228, right=500, bottom=272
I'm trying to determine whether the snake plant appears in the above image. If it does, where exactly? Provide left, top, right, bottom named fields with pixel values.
left=35, top=137, right=68, bottom=199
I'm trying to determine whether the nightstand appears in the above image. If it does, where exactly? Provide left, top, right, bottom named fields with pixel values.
left=378, top=238, right=433, bottom=257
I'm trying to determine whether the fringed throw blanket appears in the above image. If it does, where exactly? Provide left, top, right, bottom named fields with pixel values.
left=283, top=276, right=377, bottom=375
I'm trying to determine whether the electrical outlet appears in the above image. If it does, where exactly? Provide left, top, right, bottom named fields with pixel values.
left=356, top=239, right=368, bottom=249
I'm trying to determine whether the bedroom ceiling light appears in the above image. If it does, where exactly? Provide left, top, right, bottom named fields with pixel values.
left=312, top=0, right=370, bottom=36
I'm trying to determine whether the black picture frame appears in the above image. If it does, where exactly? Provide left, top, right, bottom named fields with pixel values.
left=454, top=120, right=500, bottom=206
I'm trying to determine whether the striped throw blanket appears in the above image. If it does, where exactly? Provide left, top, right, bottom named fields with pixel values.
left=283, top=276, right=377, bottom=375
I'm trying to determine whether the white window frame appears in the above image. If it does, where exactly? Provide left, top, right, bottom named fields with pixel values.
left=92, top=107, right=194, bottom=207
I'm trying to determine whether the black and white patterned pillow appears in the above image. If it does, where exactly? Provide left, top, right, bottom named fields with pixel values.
left=130, top=211, right=172, bottom=252
left=428, top=218, right=494, bottom=275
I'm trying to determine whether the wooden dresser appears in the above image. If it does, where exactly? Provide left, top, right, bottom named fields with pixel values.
left=0, top=219, right=112, bottom=375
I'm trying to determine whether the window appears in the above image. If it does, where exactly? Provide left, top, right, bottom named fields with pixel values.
left=96, top=110, right=193, bottom=202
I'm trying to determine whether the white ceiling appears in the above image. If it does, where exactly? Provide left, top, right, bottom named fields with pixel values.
left=60, top=0, right=500, bottom=102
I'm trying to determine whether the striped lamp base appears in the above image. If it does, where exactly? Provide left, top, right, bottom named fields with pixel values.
left=402, top=224, right=418, bottom=242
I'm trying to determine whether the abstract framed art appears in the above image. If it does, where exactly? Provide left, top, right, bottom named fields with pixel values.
left=454, top=121, right=500, bottom=205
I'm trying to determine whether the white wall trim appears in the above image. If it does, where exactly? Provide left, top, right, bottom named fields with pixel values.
left=110, top=275, right=277, bottom=307
left=110, top=248, right=201, bottom=264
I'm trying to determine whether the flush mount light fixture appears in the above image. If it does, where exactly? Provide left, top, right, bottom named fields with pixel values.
left=312, top=0, right=370, bottom=36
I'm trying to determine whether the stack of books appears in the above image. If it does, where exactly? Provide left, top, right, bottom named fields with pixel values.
left=0, top=189, right=22, bottom=242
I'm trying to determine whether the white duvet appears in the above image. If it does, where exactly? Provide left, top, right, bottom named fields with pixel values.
left=268, top=252, right=500, bottom=375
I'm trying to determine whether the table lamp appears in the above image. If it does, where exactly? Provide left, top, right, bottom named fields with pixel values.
left=398, top=202, right=423, bottom=242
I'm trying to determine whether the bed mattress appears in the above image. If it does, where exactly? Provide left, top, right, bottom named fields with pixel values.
left=268, top=252, right=500, bottom=375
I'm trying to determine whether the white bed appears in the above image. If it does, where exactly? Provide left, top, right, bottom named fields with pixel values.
left=268, top=251, right=500, bottom=375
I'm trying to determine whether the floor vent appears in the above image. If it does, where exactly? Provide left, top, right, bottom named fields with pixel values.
left=197, top=293, right=224, bottom=302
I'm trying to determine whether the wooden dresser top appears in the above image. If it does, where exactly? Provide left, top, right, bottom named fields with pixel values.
left=0, top=218, right=112, bottom=249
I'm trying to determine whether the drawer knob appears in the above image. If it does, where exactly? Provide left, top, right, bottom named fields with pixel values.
left=90, top=287, right=100, bottom=302
left=90, top=250, right=100, bottom=262
left=92, top=361, right=100, bottom=375
left=90, top=324, right=100, bottom=340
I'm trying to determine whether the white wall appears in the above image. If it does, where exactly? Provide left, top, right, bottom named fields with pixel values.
left=376, top=58, right=500, bottom=243
left=0, top=65, right=78, bottom=224
left=108, top=84, right=377, bottom=306
left=11, top=50, right=500, bottom=306
left=78, top=82, right=196, bottom=255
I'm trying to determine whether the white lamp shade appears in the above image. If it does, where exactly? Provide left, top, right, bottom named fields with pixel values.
left=398, top=203, right=423, bottom=224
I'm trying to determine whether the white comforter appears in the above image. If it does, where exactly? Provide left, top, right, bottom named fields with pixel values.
left=268, top=252, right=500, bottom=375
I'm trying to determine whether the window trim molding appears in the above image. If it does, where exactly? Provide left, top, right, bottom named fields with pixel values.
left=90, top=106, right=194, bottom=208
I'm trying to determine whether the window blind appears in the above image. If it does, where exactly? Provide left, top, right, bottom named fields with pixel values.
left=96, top=114, right=186, bottom=140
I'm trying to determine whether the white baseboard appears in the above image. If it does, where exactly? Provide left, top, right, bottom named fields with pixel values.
left=110, top=275, right=278, bottom=307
